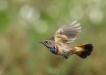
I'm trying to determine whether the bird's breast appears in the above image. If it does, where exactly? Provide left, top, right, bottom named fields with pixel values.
left=56, top=44, right=72, bottom=55
left=49, top=44, right=73, bottom=56
left=49, top=44, right=59, bottom=54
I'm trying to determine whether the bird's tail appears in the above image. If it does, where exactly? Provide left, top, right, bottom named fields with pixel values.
left=74, top=44, right=93, bottom=59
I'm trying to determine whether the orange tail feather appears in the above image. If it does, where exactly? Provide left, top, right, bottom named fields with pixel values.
left=74, top=44, right=93, bottom=59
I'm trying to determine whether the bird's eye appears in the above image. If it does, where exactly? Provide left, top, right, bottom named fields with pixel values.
left=45, top=41, right=48, bottom=43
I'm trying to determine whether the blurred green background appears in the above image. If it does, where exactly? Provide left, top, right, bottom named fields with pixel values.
left=0, top=0, right=106, bottom=75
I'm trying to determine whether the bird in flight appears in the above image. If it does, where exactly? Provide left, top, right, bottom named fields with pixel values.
left=40, top=21, right=93, bottom=59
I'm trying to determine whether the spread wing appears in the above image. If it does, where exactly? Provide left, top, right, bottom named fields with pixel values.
left=54, top=21, right=81, bottom=43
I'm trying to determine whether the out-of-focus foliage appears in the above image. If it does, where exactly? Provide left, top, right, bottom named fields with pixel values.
left=0, top=0, right=106, bottom=75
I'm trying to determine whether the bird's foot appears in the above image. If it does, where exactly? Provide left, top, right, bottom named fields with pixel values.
left=63, top=55, right=68, bottom=59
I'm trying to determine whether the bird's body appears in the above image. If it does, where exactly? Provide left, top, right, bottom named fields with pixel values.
left=55, top=43, right=74, bottom=59
left=40, top=21, right=93, bottom=59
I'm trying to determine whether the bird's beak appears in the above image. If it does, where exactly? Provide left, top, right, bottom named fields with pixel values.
left=39, top=41, right=43, bottom=44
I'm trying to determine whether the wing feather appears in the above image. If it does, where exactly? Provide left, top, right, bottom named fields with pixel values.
left=54, top=21, right=81, bottom=43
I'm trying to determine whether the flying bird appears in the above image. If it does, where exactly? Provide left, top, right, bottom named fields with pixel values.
left=40, top=21, right=93, bottom=59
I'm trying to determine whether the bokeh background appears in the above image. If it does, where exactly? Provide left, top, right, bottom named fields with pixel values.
left=0, top=0, right=106, bottom=75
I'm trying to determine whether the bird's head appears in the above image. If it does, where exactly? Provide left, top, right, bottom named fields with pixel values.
left=39, top=39, right=56, bottom=54
left=39, top=40, right=54, bottom=49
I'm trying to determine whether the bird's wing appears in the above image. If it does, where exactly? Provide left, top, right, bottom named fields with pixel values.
left=53, top=21, right=81, bottom=43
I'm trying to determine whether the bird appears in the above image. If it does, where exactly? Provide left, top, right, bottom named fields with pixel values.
left=39, top=21, right=93, bottom=59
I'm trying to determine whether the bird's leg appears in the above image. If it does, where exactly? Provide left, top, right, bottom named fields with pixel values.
left=62, top=50, right=69, bottom=59
left=63, top=55, right=68, bottom=59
